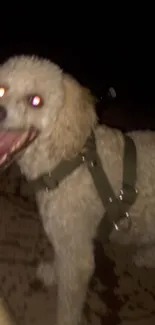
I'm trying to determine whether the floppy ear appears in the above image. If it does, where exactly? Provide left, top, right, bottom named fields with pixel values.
left=51, top=73, right=97, bottom=158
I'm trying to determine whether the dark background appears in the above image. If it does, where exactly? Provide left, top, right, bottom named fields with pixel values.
left=0, top=13, right=154, bottom=131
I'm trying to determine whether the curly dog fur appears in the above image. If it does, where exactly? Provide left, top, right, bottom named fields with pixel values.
left=0, top=55, right=155, bottom=324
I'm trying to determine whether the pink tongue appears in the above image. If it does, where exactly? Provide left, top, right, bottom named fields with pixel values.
left=0, top=131, right=28, bottom=157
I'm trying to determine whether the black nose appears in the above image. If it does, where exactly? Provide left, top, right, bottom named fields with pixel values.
left=0, top=105, right=7, bottom=122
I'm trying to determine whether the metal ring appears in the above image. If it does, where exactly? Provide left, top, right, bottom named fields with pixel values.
left=113, top=222, right=120, bottom=231
left=113, top=212, right=132, bottom=233
left=120, top=212, right=132, bottom=232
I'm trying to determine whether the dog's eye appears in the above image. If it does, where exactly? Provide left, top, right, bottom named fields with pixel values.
left=0, top=87, right=6, bottom=98
left=28, top=95, right=43, bottom=108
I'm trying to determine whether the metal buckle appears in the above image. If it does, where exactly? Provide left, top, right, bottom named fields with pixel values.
left=113, top=211, right=132, bottom=232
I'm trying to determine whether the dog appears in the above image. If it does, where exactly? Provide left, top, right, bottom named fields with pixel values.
left=0, top=55, right=155, bottom=325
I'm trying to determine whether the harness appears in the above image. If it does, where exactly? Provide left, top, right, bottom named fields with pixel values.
left=29, top=131, right=138, bottom=244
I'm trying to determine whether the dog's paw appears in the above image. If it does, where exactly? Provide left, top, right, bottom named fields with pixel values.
left=36, top=261, right=57, bottom=286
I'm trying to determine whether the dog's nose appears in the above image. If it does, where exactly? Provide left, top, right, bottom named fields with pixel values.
left=0, top=105, right=7, bottom=122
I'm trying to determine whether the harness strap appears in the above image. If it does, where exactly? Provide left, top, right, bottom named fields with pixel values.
left=28, top=132, right=138, bottom=243
left=28, top=133, right=97, bottom=192
left=97, top=134, right=137, bottom=243
left=122, top=135, right=137, bottom=206
left=30, top=155, right=83, bottom=192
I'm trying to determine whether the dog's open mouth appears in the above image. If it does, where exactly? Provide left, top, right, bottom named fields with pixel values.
left=0, top=127, right=38, bottom=168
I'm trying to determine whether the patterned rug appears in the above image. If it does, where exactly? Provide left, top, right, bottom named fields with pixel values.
left=0, top=163, right=155, bottom=325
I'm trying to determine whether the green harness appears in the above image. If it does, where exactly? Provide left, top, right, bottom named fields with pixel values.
left=29, top=132, right=138, bottom=244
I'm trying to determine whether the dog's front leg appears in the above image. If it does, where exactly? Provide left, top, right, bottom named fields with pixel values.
left=55, top=242, right=94, bottom=325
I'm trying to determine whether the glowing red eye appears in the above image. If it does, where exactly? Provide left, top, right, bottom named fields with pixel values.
left=0, top=87, right=6, bottom=98
left=28, top=95, right=43, bottom=108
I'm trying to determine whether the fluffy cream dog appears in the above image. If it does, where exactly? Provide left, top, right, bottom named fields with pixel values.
left=0, top=56, right=155, bottom=325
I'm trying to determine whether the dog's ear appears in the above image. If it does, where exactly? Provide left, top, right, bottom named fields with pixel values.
left=51, top=74, right=97, bottom=158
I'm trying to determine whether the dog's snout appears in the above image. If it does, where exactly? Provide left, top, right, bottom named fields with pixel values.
left=0, top=105, right=7, bottom=122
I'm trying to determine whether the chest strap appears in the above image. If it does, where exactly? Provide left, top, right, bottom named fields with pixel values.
left=29, top=132, right=138, bottom=243
left=96, top=134, right=138, bottom=243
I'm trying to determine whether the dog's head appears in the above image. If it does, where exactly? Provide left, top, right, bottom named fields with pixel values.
left=0, top=55, right=96, bottom=167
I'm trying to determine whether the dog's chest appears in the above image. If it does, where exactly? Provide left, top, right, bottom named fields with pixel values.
left=35, top=164, right=105, bottom=236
